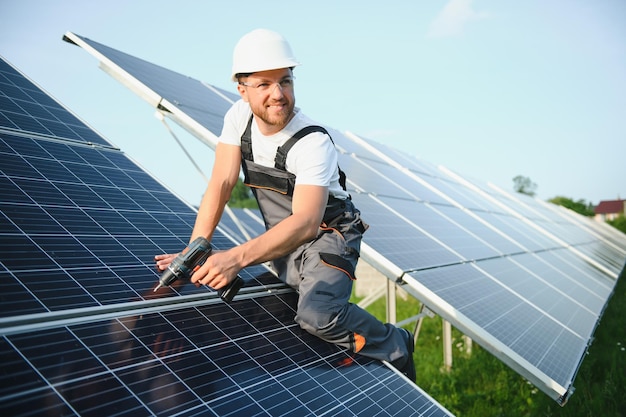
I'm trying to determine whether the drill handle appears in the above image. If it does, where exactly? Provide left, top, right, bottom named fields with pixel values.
left=219, top=276, right=244, bottom=303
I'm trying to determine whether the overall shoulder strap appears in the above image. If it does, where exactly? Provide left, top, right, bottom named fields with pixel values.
left=240, top=114, right=254, bottom=161
left=274, top=126, right=347, bottom=191
left=274, top=126, right=330, bottom=170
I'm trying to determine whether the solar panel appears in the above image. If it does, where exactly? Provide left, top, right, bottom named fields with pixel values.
left=60, top=31, right=626, bottom=406
left=0, top=55, right=454, bottom=416
left=217, top=207, right=266, bottom=245
left=349, top=134, right=625, bottom=403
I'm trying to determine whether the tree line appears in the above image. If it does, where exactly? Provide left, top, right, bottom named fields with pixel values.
left=513, top=175, right=626, bottom=233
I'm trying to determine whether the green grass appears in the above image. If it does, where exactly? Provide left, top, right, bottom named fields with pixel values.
left=352, top=271, right=626, bottom=417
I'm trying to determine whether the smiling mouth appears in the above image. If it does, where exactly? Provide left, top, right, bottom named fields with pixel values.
left=268, top=101, right=286, bottom=108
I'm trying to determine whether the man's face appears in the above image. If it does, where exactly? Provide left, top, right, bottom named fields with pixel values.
left=237, top=68, right=296, bottom=135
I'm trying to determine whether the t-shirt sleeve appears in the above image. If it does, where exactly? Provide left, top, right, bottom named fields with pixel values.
left=218, top=100, right=250, bottom=147
left=288, top=132, right=338, bottom=187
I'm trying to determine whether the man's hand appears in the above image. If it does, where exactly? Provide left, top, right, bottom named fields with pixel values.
left=154, top=253, right=179, bottom=271
left=190, top=249, right=241, bottom=290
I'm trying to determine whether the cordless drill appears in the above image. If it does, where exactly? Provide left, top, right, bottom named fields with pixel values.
left=153, top=236, right=244, bottom=303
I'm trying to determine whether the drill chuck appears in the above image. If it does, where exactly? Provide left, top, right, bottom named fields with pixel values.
left=154, top=236, right=212, bottom=291
left=154, top=236, right=244, bottom=303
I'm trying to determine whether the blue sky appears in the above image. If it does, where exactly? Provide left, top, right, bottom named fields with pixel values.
left=1, top=0, right=625, bottom=207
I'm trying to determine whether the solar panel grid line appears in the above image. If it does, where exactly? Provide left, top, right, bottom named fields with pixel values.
left=385, top=196, right=526, bottom=262
left=0, top=286, right=293, bottom=339
left=474, top=210, right=565, bottom=253
left=349, top=193, right=464, bottom=272
left=0, top=234, right=110, bottom=310
left=432, top=205, right=533, bottom=257
left=515, top=251, right=610, bottom=308
left=542, top=249, right=616, bottom=293
left=361, top=138, right=444, bottom=180
left=371, top=194, right=467, bottom=262
left=336, top=153, right=425, bottom=201
left=545, top=201, right=626, bottom=258
left=27, top=328, right=193, bottom=416
left=490, top=191, right=606, bottom=248
left=3, top=296, right=370, bottom=416
left=509, top=254, right=598, bottom=314
left=441, top=166, right=618, bottom=278
left=339, top=136, right=560, bottom=266
left=0, top=135, right=284, bottom=316
left=399, top=271, right=571, bottom=402
left=108, top=314, right=229, bottom=416
left=0, top=136, right=190, bottom=222
left=0, top=63, right=111, bottom=148
left=474, top=259, right=592, bottom=340
left=569, top=241, right=625, bottom=274
left=4, top=343, right=89, bottom=417
left=345, top=131, right=469, bottom=210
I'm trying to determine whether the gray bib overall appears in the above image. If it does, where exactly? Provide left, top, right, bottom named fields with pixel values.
left=241, top=116, right=408, bottom=364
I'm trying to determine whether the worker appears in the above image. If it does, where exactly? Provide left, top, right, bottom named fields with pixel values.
left=155, top=28, right=415, bottom=382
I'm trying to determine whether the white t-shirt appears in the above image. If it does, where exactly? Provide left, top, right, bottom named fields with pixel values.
left=219, top=99, right=348, bottom=200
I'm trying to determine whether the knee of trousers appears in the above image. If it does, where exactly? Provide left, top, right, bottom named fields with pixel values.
left=295, top=303, right=346, bottom=340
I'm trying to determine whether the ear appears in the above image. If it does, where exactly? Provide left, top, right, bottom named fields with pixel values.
left=237, top=83, right=249, bottom=103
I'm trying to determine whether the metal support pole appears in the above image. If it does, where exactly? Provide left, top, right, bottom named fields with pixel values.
left=386, top=279, right=397, bottom=324
left=443, top=320, right=452, bottom=371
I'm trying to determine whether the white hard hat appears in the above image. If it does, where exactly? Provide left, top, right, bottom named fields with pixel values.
left=231, top=29, right=300, bottom=82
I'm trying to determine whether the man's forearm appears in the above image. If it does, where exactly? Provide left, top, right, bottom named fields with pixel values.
left=230, top=211, right=320, bottom=268
left=190, top=180, right=232, bottom=243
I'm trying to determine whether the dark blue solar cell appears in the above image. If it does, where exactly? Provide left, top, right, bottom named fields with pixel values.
left=39, top=139, right=87, bottom=163
left=10, top=327, right=108, bottom=383
left=12, top=269, right=98, bottom=310
left=0, top=272, right=46, bottom=317
left=0, top=388, right=75, bottom=417
left=12, top=177, right=74, bottom=206
left=5, top=111, right=52, bottom=136
left=0, top=203, right=65, bottom=234
left=0, top=338, right=47, bottom=398
left=1, top=135, right=47, bottom=157
left=0, top=94, right=26, bottom=114
left=45, top=206, right=107, bottom=234
left=90, top=185, right=141, bottom=210
left=54, top=182, right=111, bottom=208
left=97, top=165, right=142, bottom=189
left=0, top=110, right=19, bottom=129
left=65, top=161, right=115, bottom=186
left=83, top=208, right=140, bottom=234
left=1, top=152, right=43, bottom=179
left=71, top=267, right=140, bottom=304
left=60, top=374, right=151, bottom=417
left=31, top=235, right=103, bottom=268
left=0, top=235, right=58, bottom=270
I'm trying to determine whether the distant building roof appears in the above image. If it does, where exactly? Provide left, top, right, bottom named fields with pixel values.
left=594, top=199, right=626, bottom=214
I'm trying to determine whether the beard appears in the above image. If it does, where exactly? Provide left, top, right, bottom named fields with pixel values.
left=251, top=98, right=295, bottom=132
